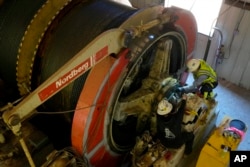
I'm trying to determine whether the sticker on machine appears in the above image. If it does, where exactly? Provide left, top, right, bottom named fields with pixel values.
left=38, top=46, right=108, bottom=101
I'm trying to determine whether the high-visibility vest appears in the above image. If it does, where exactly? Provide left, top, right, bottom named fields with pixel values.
left=193, top=60, right=217, bottom=85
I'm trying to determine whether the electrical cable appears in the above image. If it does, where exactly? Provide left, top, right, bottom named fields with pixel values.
left=35, top=103, right=105, bottom=115
left=189, top=0, right=197, bottom=11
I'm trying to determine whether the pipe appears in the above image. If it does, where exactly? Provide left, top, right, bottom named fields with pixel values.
left=203, top=27, right=223, bottom=63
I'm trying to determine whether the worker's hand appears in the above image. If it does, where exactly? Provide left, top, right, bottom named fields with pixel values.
left=182, top=93, right=187, bottom=100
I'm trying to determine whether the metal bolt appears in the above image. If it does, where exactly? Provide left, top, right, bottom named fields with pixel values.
left=8, top=115, right=21, bottom=126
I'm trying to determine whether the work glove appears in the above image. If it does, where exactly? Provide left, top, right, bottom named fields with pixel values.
left=177, top=86, right=198, bottom=95
left=183, top=86, right=198, bottom=94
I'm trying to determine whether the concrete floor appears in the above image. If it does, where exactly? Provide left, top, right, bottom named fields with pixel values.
left=214, top=78, right=250, bottom=151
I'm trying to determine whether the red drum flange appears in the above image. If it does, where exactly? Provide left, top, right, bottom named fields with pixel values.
left=72, top=49, right=129, bottom=166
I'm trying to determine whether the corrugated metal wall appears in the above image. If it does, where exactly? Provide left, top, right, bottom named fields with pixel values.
left=193, top=2, right=250, bottom=90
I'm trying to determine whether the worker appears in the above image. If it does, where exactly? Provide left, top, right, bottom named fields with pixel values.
left=180, top=59, right=218, bottom=99
left=155, top=94, right=194, bottom=155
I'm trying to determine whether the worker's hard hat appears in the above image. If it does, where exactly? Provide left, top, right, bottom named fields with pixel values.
left=157, top=99, right=173, bottom=115
left=187, top=59, right=200, bottom=72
